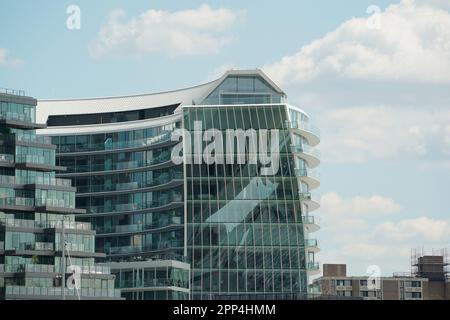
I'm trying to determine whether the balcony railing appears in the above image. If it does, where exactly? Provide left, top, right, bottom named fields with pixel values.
left=306, top=262, right=320, bottom=270
left=291, top=144, right=321, bottom=159
left=15, top=154, right=55, bottom=166
left=0, top=218, right=91, bottom=231
left=305, top=239, right=318, bottom=248
left=16, top=134, right=52, bottom=145
left=82, top=196, right=183, bottom=214
left=0, top=87, right=25, bottom=96
left=9, top=242, right=54, bottom=251
left=3, top=264, right=55, bottom=273
left=77, top=172, right=183, bottom=193
left=117, top=278, right=189, bottom=289
left=0, top=175, right=72, bottom=187
left=0, top=197, right=35, bottom=207
left=107, top=241, right=182, bottom=255
left=0, top=112, right=33, bottom=123
left=0, top=154, right=14, bottom=163
left=294, top=168, right=320, bottom=181
left=58, top=132, right=173, bottom=153
left=96, top=218, right=182, bottom=234
left=4, top=286, right=122, bottom=298
left=284, top=121, right=321, bottom=138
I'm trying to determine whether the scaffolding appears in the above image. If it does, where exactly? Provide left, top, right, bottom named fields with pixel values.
left=411, top=247, right=450, bottom=280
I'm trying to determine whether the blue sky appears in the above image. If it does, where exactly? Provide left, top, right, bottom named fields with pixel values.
left=1, top=0, right=450, bottom=278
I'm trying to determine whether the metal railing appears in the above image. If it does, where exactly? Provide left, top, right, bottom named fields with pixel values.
left=77, top=172, right=183, bottom=193
left=4, top=286, right=122, bottom=298
left=0, top=197, right=35, bottom=207
left=0, top=112, right=33, bottom=123
left=0, top=218, right=91, bottom=231
left=58, top=132, right=173, bottom=153
left=284, top=121, right=321, bottom=138
left=0, top=154, right=14, bottom=163
left=0, top=87, right=25, bottom=96
left=96, top=218, right=182, bottom=234
left=291, top=144, right=321, bottom=159
left=294, top=168, right=320, bottom=181
left=0, top=175, right=72, bottom=187
left=82, top=196, right=183, bottom=214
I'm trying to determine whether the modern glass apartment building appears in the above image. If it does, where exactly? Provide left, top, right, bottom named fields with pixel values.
left=37, top=70, right=320, bottom=300
left=0, top=89, right=121, bottom=300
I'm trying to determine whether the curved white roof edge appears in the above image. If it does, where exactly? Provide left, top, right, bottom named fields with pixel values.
left=36, top=69, right=285, bottom=124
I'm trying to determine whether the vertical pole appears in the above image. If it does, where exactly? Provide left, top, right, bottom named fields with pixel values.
left=62, top=216, right=66, bottom=300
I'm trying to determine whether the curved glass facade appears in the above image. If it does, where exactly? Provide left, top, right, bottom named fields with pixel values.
left=39, top=70, right=320, bottom=300
left=51, top=122, right=185, bottom=263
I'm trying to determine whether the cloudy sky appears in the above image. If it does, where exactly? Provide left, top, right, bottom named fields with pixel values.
left=1, top=0, right=450, bottom=277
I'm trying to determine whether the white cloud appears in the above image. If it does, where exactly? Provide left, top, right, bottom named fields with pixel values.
left=90, top=5, right=245, bottom=58
left=315, top=192, right=450, bottom=275
left=374, top=217, right=450, bottom=242
left=263, top=0, right=450, bottom=164
left=320, top=192, right=402, bottom=216
left=0, top=48, right=23, bottom=67
left=319, top=106, right=450, bottom=163
left=265, top=0, right=450, bottom=86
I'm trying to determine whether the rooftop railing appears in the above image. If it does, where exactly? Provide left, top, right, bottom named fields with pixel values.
left=0, top=87, right=25, bottom=96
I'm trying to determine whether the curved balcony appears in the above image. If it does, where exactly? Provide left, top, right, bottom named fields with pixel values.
left=291, top=145, right=320, bottom=168
left=299, top=192, right=320, bottom=212
left=57, top=132, right=173, bottom=154
left=76, top=171, right=183, bottom=195
left=96, top=219, right=182, bottom=236
left=305, top=239, right=320, bottom=253
left=306, top=261, right=320, bottom=276
left=294, top=168, right=320, bottom=190
left=81, top=196, right=184, bottom=215
left=285, top=121, right=320, bottom=147
left=60, top=153, right=175, bottom=175
left=301, top=215, right=320, bottom=233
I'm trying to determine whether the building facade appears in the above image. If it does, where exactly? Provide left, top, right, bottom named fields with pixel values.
left=36, top=70, right=321, bottom=300
left=313, top=257, right=450, bottom=300
left=0, top=89, right=121, bottom=299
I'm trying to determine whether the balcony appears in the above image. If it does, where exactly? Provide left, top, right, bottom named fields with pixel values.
left=57, top=132, right=173, bottom=154
left=0, top=218, right=91, bottom=231
left=305, top=239, right=320, bottom=253
left=96, top=217, right=182, bottom=235
left=76, top=172, right=183, bottom=194
left=285, top=121, right=320, bottom=147
left=0, top=197, right=35, bottom=208
left=82, top=196, right=183, bottom=214
left=291, top=144, right=321, bottom=168
left=107, top=241, right=183, bottom=255
left=4, top=286, right=122, bottom=299
left=301, top=215, right=320, bottom=233
left=16, top=134, right=52, bottom=145
left=0, top=154, right=14, bottom=163
left=0, top=175, right=73, bottom=188
left=294, top=168, right=320, bottom=190
left=299, top=192, right=320, bottom=212
left=15, top=154, right=55, bottom=166
left=3, top=264, right=55, bottom=273
left=306, top=262, right=320, bottom=275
